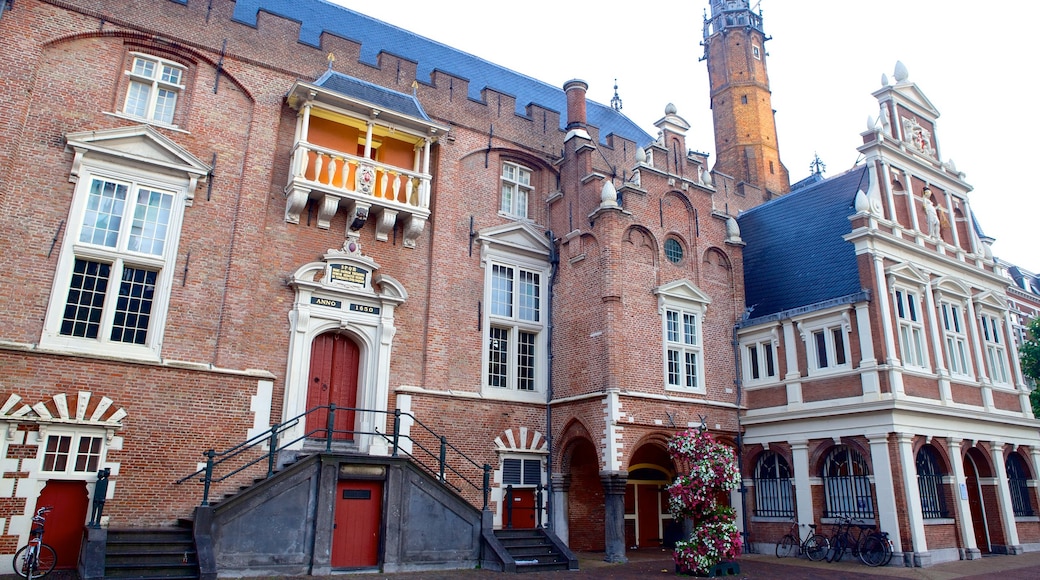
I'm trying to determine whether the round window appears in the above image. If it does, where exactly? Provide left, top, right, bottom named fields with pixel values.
left=664, top=238, right=684, bottom=264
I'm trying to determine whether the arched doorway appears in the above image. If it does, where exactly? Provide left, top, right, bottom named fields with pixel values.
left=306, top=332, right=360, bottom=440
left=964, top=451, right=991, bottom=553
left=626, top=444, right=675, bottom=549
left=37, top=480, right=90, bottom=570
left=565, top=438, right=604, bottom=551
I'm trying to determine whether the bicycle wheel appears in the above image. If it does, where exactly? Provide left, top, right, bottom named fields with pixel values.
left=776, top=534, right=797, bottom=558
left=858, top=534, right=886, bottom=567
left=826, top=535, right=846, bottom=563
left=32, top=544, right=56, bottom=579
left=15, top=543, right=56, bottom=580
left=881, top=535, right=895, bottom=566
left=805, top=534, right=829, bottom=562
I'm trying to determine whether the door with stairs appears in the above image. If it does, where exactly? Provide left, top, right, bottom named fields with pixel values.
left=493, top=528, right=573, bottom=573
left=306, top=332, right=360, bottom=440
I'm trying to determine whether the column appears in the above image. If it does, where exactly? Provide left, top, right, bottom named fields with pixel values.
left=601, top=472, right=628, bottom=563
left=948, top=438, right=980, bottom=559
left=989, top=442, right=1022, bottom=554
left=782, top=321, right=803, bottom=405
left=551, top=473, right=570, bottom=544
left=855, top=301, right=881, bottom=398
left=894, top=433, right=928, bottom=565
left=790, top=441, right=814, bottom=528
left=867, top=434, right=903, bottom=554
left=925, top=282, right=952, bottom=402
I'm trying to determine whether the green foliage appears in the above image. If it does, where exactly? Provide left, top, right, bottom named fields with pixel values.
left=1019, top=317, right=1040, bottom=417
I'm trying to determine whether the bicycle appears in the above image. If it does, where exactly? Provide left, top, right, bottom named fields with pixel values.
left=13, top=506, right=56, bottom=580
left=825, top=516, right=870, bottom=563
left=775, top=518, right=829, bottom=561
left=857, top=529, right=894, bottom=567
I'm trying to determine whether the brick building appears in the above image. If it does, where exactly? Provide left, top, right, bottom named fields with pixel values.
left=0, top=0, right=1035, bottom=577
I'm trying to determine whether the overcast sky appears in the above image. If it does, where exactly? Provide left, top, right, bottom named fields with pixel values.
left=329, top=0, right=1037, bottom=272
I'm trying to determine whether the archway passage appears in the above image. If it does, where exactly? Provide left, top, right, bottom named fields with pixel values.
left=37, top=480, right=90, bottom=570
left=306, top=333, right=360, bottom=440
left=566, top=439, right=604, bottom=551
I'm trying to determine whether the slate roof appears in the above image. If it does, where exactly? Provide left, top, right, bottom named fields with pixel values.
left=233, top=0, right=653, bottom=146
left=738, top=167, right=869, bottom=318
left=314, top=71, right=430, bottom=121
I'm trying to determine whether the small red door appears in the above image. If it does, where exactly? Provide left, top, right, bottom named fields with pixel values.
left=306, top=333, right=360, bottom=440
left=636, top=484, right=661, bottom=547
left=37, top=480, right=90, bottom=570
left=332, top=479, right=382, bottom=568
left=964, top=456, right=990, bottom=553
left=509, top=489, right=537, bottom=529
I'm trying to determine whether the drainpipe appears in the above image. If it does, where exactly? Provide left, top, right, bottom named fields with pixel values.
left=545, top=230, right=559, bottom=530
left=732, top=324, right=751, bottom=553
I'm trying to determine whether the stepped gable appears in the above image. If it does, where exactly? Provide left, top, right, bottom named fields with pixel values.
left=738, top=166, right=869, bottom=317
left=232, top=0, right=652, bottom=145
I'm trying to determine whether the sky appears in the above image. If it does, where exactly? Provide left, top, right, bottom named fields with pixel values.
left=329, top=0, right=1037, bottom=272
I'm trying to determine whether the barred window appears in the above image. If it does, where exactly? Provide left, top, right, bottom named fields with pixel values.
left=752, top=451, right=793, bottom=517
left=1006, top=454, right=1035, bottom=517
left=822, top=446, right=873, bottom=519
left=915, top=446, right=949, bottom=519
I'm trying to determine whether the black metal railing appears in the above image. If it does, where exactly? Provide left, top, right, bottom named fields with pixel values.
left=175, top=404, right=491, bottom=509
left=917, top=474, right=949, bottom=519
left=751, top=477, right=794, bottom=517
left=822, top=475, right=874, bottom=519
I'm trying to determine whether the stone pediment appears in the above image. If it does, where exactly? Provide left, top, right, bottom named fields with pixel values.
left=65, top=125, right=211, bottom=185
left=653, top=279, right=712, bottom=306
left=477, top=221, right=552, bottom=263
left=886, top=262, right=930, bottom=287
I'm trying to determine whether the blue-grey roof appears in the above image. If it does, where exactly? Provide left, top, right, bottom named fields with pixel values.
left=233, top=0, right=653, bottom=146
left=314, top=71, right=430, bottom=120
left=738, top=167, right=869, bottom=317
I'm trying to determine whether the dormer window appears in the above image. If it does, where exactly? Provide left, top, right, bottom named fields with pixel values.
left=123, top=54, right=185, bottom=125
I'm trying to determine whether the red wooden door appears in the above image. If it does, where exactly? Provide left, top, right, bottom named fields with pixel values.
left=37, top=480, right=90, bottom=570
left=509, top=488, right=537, bottom=529
left=332, top=480, right=382, bottom=568
left=636, top=484, right=661, bottom=547
left=964, top=456, right=990, bottom=553
left=306, top=333, right=360, bottom=440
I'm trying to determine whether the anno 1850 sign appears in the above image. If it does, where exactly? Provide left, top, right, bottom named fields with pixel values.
left=329, top=263, right=368, bottom=287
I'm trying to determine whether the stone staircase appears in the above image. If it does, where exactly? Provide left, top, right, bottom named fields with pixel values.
left=493, top=528, right=575, bottom=573
left=103, top=526, right=200, bottom=579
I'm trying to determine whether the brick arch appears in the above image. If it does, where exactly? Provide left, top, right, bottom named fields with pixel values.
left=808, top=438, right=874, bottom=476
left=493, top=427, right=548, bottom=454
left=556, top=418, right=597, bottom=473
left=912, top=437, right=954, bottom=474
left=40, top=31, right=255, bottom=100
left=0, top=391, right=127, bottom=428
left=626, top=432, right=675, bottom=475
left=623, top=225, right=659, bottom=268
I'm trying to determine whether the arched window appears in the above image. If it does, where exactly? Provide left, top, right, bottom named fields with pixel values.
left=753, top=451, right=793, bottom=517
left=821, top=446, right=873, bottom=518
left=915, top=446, right=949, bottom=519
left=1006, top=454, right=1035, bottom=517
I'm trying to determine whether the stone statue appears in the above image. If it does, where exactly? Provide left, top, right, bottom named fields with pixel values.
left=923, top=189, right=940, bottom=238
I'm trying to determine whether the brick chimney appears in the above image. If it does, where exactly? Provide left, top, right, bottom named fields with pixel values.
left=564, top=79, right=588, bottom=130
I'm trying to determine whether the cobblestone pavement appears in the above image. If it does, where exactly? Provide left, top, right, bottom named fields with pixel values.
left=301, top=548, right=1040, bottom=580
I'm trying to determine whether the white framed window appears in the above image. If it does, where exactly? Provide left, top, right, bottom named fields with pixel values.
left=478, top=223, right=551, bottom=402
left=940, top=301, right=972, bottom=378
left=742, top=332, right=777, bottom=385
left=655, top=281, right=711, bottom=393
left=123, top=53, right=185, bottom=125
left=894, top=288, right=928, bottom=369
left=43, top=126, right=207, bottom=361
left=39, top=431, right=105, bottom=476
left=500, top=161, right=532, bottom=219
left=796, top=311, right=852, bottom=376
left=980, top=313, right=1009, bottom=385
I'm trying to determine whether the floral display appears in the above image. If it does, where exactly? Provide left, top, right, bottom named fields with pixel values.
left=666, top=428, right=742, bottom=575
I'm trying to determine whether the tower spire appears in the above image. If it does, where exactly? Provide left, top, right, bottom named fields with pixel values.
left=703, top=0, right=789, bottom=206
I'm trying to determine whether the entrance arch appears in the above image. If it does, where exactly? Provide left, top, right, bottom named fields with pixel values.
left=306, top=332, right=360, bottom=440
left=964, top=450, right=991, bottom=553
left=626, top=443, right=675, bottom=549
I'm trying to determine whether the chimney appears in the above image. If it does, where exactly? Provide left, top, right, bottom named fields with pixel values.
left=564, top=79, right=588, bottom=130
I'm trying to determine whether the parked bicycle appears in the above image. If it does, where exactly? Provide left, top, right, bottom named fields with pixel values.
left=13, top=506, right=56, bottom=580
left=825, top=515, right=893, bottom=566
left=775, top=517, right=829, bottom=561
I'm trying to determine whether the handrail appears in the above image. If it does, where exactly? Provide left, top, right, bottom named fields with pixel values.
left=174, top=405, right=491, bottom=509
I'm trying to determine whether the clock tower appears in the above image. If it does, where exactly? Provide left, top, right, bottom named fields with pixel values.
left=703, top=0, right=789, bottom=204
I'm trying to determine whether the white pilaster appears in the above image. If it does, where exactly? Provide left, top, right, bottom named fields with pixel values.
left=782, top=321, right=802, bottom=405
left=895, top=433, right=927, bottom=558
left=948, top=438, right=980, bottom=558
left=867, top=433, right=903, bottom=553
left=989, top=442, right=1022, bottom=552
left=790, top=441, right=814, bottom=528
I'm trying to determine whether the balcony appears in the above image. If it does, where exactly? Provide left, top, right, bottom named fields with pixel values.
left=284, top=76, right=449, bottom=248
